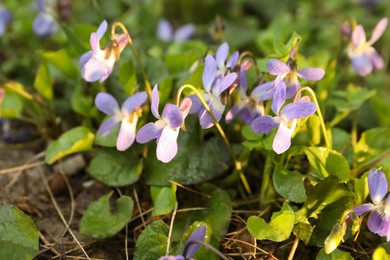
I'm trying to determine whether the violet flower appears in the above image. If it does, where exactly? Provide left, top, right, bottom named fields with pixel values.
left=33, top=0, right=58, bottom=37
left=0, top=4, right=12, bottom=36
left=354, top=168, right=390, bottom=241
left=215, top=42, right=239, bottom=75
left=159, top=225, right=206, bottom=260
left=251, top=83, right=316, bottom=154
left=157, top=18, right=195, bottom=42
left=256, top=59, right=325, bottom=100
left=80, top=20, right=129, bottom=82
left=225, top=66, right=265, bottom=124
left=136, top=85, right=192, bottom=163
left=347, top=17, right=388, bottom=76
left=189, top=55, right=237, bottom=129
left=95, top=91, right=147, bottom=151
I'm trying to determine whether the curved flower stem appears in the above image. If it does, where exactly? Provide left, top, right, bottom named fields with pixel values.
left=176, top=84, right=252, bottom=194
left=294, top=86, right=332, bottom=150
left=111, top=21, right=152, bottom=99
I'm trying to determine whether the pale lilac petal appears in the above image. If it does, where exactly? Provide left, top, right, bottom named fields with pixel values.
left=297, top=68, right=325, bottom=81
left=97, top=117, right=119, bottom=136
left=238, top=105, right=263, bottom=124
left=226, top=51, right=239, bottom=69
left=225, top=101, right=247, bottom=123
left=198, top=95, right=224, bottom=129
left=369, top=49, right=384, bottom=69
left=369, top=18, right=388, bottom=44
left=0, top=7, right=12, bottom=35
left=251, top=115, right=279, bottom=134
left=216, top=42, right=229, bottom=69
left=151, top=85, right=160, bottom=119
left=90, top=32, right=100, bottom=53
left=351, top=54, right=373, bottom=76
left=273, top=123, right=294, bottom=154
left=185, top=225, right=206, bottom=258
left=368, top=169, right=388, bottom=205
left=202, top=55, right=217, bottom=92
left=188, top=94, right=203, bottom=114
left=156, top=126, right=180, bottom=163
left=36, top=0, right=45, bottom=10
left=213, top=72, right=237, bottom=96
left=238, top=66, right=248, bottom=96
left=157, top=19, right=173, bottom=41
left=79, top=51, right=93, bottom=67
left=272, top=82, right=286, bottom=115
left=82, top=56, right=114, bottom=82
left=174, top=24, right=195, bottom=42
left=267, top=59, right=290, bottom=76
left=116, top=119, right=136, bottom=151
left=367, top=210, right=390, bottom=239
left=251, top=82, right=275, bottom=102
left=179, top=97, right=192, bottom=118
left=352, top=25, right=366, bottom=48
left=95, top=92, right=120, bottom=115
left=353, top=203, right=375, bottom=217
left=117, top=33, right=130, bottom=52
left=162, top=104, right=183, bottom=129
left=121, top=92, right=148, bottom=114
left=136, top=122, right=164, bottom=143
left=33, top=12, right=56, bottom=37
left=96, top=20, right=108, bottom=39
left=281, top=102, right=316, bottom=121
left=285, top=80, right=300, bottom=100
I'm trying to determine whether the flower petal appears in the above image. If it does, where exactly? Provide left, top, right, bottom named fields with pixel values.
left=117, top=33, right=130, bottom=52
left=202, top=55, right=217, bottom=92
left=297, top=68, right=325, bottom=81
left=90, top=32, right=100, bottom=53
left=79, top=51, right=93, bottom=67
left=251, top=115, right=279, bottom=134
left=272, top=81, right=286, bottom=115
left=136, top=121, right=164, bottom=143
left=213, top=72, right=237, bottom=96
left=251, top=82, right=275, bottom=102
left=121, top=91, right=148, bottom=114
left=352, top=25, right=366, bottom=48
left=36, top=0, right=45, bottom=10
left=184, top=225, right=207, bottom=259
left=369, top=17, right=388, bottom=44
left=225, top=101, right=247, bottom=124
left=162, top=104, right=183, bottom=129
left=82, top=55, right=115, bottom=82
left=179, top=97, right=192, bottom=118
left=350, top=54, right=373, bottom=76
left=116, top=119, right=136, bottom=151
left=216, top=42, right=229, bottom=69
left=267, top=59, right=290, bottom=76
left=368, top=168, right=388, bottom=205
left=97, top=117, right=119, bottom=136
left=157, top=19, right=173, bottom=42
left=96, top=20, right=108, bottom=39
left=33, top=12, right=56, bottom=37
left=188, top=94, right=203, bottom=114
left=227, top=51, right=239, bottom=69
left=238, top=66, right=248, bottom=96
left=281, top=102, right=316, bottom=121
left=156, top=126, right=180, bottom=163
left=273, top=122, right=295, bottom=154
left=198, top=95, right=224, bottom=129
left=368, top=48, right=384, bottom=69
left=353, top=203, right=375, bottom=217
left=367, top=209, right=390, bottom=240
left=151, top=85, right=160, bottom=118
left=95, top=92, right=120, bottom=115
left=174, top=23, right=195, bottom=42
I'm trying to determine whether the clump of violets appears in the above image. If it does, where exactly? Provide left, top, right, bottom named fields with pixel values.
left=33, top=0, right=58, bottom=37
left=95, top=91, right=148, bottom=151
left=157, top=18, right=195, bottom=42
left=136, top=85, right=192, bottom=163
left=0, top=4, right=12, bottom=36
left=353, top=168, right=390, bottom=241
left=159, top=225, right=206, bottom=260
left=189, top=53, right=237, bottom=129
left=346, top=17, right=388, bottom=76
left=80, top=20, right=129, bottom=82
left=251, top=84, right=316, bottom=154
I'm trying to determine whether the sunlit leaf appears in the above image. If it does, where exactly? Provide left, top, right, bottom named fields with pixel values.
left=151, top=185, right=177, bottom=216
left=41, top=49, right=79, bottom=79
left=134, top=220, right=169, bottom=260
left=273, top=164, right=306, bottom=203
left=316, top=248, right=353, bottom=260
left=33, top=61, right=53, bottom=100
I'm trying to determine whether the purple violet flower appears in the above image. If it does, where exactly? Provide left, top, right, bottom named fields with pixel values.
left=33, top=0, right=58, bottom=37
left=189, top=55, right=237, bottom=129
left=159, top=225, right=207, bottom=260
left=251, top=83, right=316, bottom=154
left=157, top=18, right=195, bottom=42
left=0, top=4, right=12, bottom=36
left=215, top=42, right=239, bottom=75
left=95, top=91, right=147, bottom=151
left=80, top=20, right=129, bottom=82
left=136, top=85, right=192, bottom=163
left=225, top=66, right=265, bottom=124
left=347, top=17, right=388, bottom=76
left=256, top=59, right=325, bottom=100
left=353, top=168, right=390, bottom=241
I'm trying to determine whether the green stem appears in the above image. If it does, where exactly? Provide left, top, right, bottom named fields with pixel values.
left=176, top=84, right=252, bottom=194
left=294, top=86, right=332, bottom=149
left=111, top=22, right=152, bottom=99
left=260, top=151, right=274, bottom=208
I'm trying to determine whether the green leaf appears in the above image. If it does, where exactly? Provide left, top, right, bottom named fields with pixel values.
left=184, top=64, right=204, bottom=90
left=45, top=126, right=95, bottom=164
left=273, top=164, right=306, bottom=203
left=0, top=203, right=39, bottom=259
left=316, top=248, right=353, bottom=260
left=247, top=202, right=294, bottom=242
left=79, top=192, right=133, bottom=239
left=1, top=88, right=24, bottom=118
left=119, top=61, right=138, bottom=96
left=94, top=124, right=119, bottom=147
left=151, top=185, right=177, bottom=216
left=304, top=147, right=351, bottom=181
left=134, top=220, right=169, bottom=260
left=33, top=61, right=53, bottom=100
left=71, top=84, right=93, bottom=117
left=88, top=148, right=142, bottom=187
left=41, top=49, right=79, bottom=79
